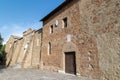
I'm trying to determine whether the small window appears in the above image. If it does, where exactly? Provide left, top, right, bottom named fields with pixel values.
left=50, top=25, right=53, bottom=33
left=55, top=20, right=59, bottom=27
left=63, top=17, right=67, bottom=28
left=48, top=42, right=51, bottom=55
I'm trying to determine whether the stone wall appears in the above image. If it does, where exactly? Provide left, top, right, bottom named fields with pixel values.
left=79, top=0, right=120, bottom=79
left=5, top=28, right=42, bottom=69
left=41, top=0, right=120, bottom=79
left=5, top=35, right=21, bottom=66
left=14, top=38, right=24, bottom=68
left=31, top=29, right=42, bottom=69
left=5, top=0, right=120, bottom=80
left=41, top=0, right=100, bottom=79
left=21, top=28, right=35, bottom=68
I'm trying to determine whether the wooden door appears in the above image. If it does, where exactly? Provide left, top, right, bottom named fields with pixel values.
left=65, top=52, right=76, bottom=74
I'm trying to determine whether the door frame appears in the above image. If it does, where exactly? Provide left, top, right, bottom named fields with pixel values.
left=64, top=51, right=76, bottom=75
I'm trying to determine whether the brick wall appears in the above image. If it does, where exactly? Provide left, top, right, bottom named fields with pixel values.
left=41, top=0, right=120, bottom=79
left=41, top=0, right=100, bottom=79
left=79, top=0, right=120, bottom=79
left=5, top=0, right=120, bottom=79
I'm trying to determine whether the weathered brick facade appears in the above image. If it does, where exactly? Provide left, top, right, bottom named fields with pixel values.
left=41, top=0, right=100, bottom=78
left=41, top=0, right=120, bottom=79
left=31, top=29, right=42, bottom=68
left=79, top=0, right=120, bottom=79
left=5, top=28, right=42, bottom=69
left=5, top=35, right=21, bottom=66
left=5, top=0, right=120, bottom=80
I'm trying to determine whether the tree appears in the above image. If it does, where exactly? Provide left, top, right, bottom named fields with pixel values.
left=0, top=34, right=3, bottom=45
left=0, top=33, right=5, bottom=65
left=0, top=45, right=6, bottom=65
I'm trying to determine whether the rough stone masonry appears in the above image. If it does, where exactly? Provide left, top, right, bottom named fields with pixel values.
left=79, top=0, right=120, bottom=80
left=5, top=0, right=120, bottom=80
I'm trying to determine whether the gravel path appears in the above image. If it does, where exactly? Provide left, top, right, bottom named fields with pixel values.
left=0, top=68, right=99, bottom=80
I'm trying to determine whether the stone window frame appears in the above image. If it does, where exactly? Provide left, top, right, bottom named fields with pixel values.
left=50, top=25, right=53, bottom=34
left=55, top=20, right=59, bottom=27
left=48, top=42, right=51, bottom=55
left=62, top=17, right=68, bottom=28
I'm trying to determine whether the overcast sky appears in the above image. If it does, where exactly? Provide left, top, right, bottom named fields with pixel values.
left=0, top=0, right=65, bottom=44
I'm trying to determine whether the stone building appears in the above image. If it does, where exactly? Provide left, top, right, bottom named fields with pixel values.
left=5, top=28, right=42, bottom=69
left=31, top=29, right=42, bottom=68
left=40, top=0, right=120, bottom=80
left=20, top=28, right=36, bottom=68
left=40, top=0, right=100, bottom=78
left=5, top=0, right=120, bottom=80
left=5, top=35, right=21, bottom=66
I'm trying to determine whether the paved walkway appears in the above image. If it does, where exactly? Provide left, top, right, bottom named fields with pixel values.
left=0, top=68, right=98, bottom=80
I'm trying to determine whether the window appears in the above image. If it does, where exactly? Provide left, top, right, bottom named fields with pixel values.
left=48, top=42, right=51, bottom=55
left=50, top=25, right=53, bottom=33
left=63, top=17, right=67, bottom=28
left=55, top=20, right=59, bottom=27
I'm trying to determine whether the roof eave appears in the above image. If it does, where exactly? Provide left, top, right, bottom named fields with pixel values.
left=40, top=0, right=72, bottom=21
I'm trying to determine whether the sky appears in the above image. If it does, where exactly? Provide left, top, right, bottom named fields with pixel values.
left=0, top=0, right=65, bottom=44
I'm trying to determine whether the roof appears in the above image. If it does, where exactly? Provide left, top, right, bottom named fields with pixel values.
left=35, top=28, right=42, bottom=32
left=40, top=0, right=72, bottom=21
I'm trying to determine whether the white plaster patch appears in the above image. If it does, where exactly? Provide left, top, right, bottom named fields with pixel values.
left=67, top=34, right=71, bottom=42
